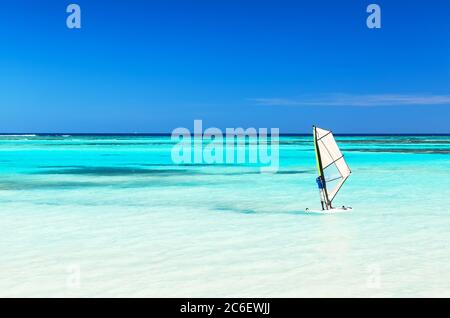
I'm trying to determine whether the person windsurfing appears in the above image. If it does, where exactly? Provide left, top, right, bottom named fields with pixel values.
left=316, top=176, right=330, bottom=210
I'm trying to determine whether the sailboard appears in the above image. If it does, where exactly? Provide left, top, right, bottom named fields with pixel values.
left=305, top=126, right=352, bottom=214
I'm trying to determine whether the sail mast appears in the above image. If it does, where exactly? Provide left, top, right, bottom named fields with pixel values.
left=313, top=126, right=330, bottom=210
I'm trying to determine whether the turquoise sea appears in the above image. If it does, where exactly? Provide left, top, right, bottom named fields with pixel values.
left=1, top=134, right=449, bottom=297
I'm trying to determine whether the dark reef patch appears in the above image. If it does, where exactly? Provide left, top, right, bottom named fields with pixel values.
left=34, top=166, right=194, bottom=176
left=339, top=139, right=450, bottom=145
left=275, top=170, right=310, bottom=174
left=346, top=148, right=450, bottom=154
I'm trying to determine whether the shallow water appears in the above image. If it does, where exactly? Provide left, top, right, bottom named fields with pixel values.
left=0, top=135, right=449, bottom=297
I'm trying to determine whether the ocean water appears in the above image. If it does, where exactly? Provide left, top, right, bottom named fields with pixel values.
left=0, top=134, right=449, bottom=297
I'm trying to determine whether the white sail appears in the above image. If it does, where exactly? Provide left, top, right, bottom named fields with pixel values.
left=314, top=127, right=351, bottom=203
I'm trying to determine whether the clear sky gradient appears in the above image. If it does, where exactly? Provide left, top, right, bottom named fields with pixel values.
left=1, top=0, right=449, bottom=133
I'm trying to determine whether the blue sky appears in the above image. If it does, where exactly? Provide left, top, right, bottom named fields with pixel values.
left=0, top=0, right=449, bottom=133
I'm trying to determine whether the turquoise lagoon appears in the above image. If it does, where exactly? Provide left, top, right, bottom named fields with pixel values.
left=0, top=134, right=449, bottom=297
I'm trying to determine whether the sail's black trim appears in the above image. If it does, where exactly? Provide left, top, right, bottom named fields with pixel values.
left=322, top=155, right=344, bottom=170
left=325, top=176, right=342, bottom=183
left=329, top=175, right=350, bottom=201
left=319, top=139, right=344, bottom=178
left=319, top=140, right=335, bottom=164
left=317, top=131, right=332, bottom=141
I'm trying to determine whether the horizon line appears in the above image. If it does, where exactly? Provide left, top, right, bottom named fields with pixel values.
left=1, top=132, right=450, bottom=136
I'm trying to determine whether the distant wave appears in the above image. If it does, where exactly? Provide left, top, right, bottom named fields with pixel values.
left=0, top=134, right=37, bottom=137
